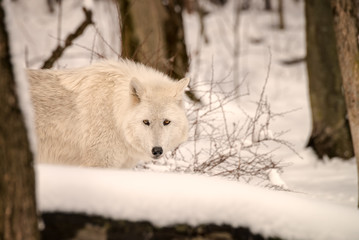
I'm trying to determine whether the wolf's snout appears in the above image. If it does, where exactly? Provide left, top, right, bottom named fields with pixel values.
left=152, top=146, right=163, bottom=158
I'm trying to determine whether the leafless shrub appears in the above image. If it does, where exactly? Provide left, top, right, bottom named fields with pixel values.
left=139, top=53, right=299, bottom=189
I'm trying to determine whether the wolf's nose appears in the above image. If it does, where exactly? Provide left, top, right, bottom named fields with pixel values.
left=152, top=146, right=163, bottom=157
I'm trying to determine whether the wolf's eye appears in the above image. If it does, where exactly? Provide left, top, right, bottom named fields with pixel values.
left=163, top=119, right=171, bottom=126
left=143, top=120, right=150, bottom=126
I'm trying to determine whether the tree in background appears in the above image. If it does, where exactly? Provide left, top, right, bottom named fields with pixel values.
left=305, top=0, right=354, bottom=160
left=264, top=0, right=272, bottom=11
left=278, top=0, right=284, bottom=29
left=330, top=0, right=359, bottom=208
left=0, top=0, right=39, bottom=239
left=118, top=0, right=188, bottom=80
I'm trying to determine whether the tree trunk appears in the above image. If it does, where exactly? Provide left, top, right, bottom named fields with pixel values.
left=118, top=0, right=188, bottom=80
left=331, top=0, right=359, bottom=208
left=278, top=0, right=285, bottom=29
left=264, top=0, right=272, bottom=11
left=305, top=0, right=354, bottom=160
left=0, top=1, right=40, bottom=239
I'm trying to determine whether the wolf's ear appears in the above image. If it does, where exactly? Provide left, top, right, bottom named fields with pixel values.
left=130, top=78, right=145, bottom=102
left=174, top=77, right=190, bottom=98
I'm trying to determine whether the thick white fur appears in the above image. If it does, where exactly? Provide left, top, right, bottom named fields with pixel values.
left=28, top=59, right=189, bottom=168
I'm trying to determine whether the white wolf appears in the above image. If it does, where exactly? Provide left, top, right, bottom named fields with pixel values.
left=28, top=60, right=189, bottom=168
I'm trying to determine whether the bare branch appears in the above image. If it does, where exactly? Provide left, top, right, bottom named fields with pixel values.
left=137, top=48, right=299, bottom=189
left=41, top=7, right=93, bottom=69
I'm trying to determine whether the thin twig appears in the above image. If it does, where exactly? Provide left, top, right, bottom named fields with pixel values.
left=41, top=7, right=93, bottom=69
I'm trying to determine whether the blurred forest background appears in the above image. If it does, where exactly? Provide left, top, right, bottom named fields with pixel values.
left=1, top=0, right=359, bottom=239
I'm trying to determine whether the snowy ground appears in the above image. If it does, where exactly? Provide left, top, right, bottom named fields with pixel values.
left=5, top=0, right=359, bottom=239
left=181, top=0, right=358, bottom=207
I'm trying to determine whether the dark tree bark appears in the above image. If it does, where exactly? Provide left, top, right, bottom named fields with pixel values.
left=41, top=212, right=280, bottom=240
left=305, top=0, right=354, bottom=160
left=264, top=0, right=272, bottom=11
left=118, top=0, right=189, bottom=80
left=278, top=0, right=285, bottom=29
left=117, top=0, right=201, bottom=103
left=0, top=1, right=40, bottom=239
left=330, top=0, right=359, bottom=208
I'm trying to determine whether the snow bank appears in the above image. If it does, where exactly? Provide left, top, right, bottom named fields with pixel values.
left=37, top=164, right=359, bottom=240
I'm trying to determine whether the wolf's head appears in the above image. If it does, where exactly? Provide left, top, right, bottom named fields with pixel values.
left=121, top=77, right=190, bottom=161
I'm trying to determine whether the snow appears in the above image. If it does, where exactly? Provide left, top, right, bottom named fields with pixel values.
left=283, top=152, right=358, bottom=206
left=268, top=169, right=288, bottom=189
left=4, top=0, right=37, bottom=154
left=4, top=0, right=359, bottom=239
left=82, top=0, right=93, bottom=10
left=37, top=164, right=359, bottom=240
left=179, top=0, right=359, bottom=207
left=4, top=0, right=120, bottom=69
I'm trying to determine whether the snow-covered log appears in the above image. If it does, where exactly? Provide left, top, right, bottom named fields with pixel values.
left=37, top=165, right=359, bottom=240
